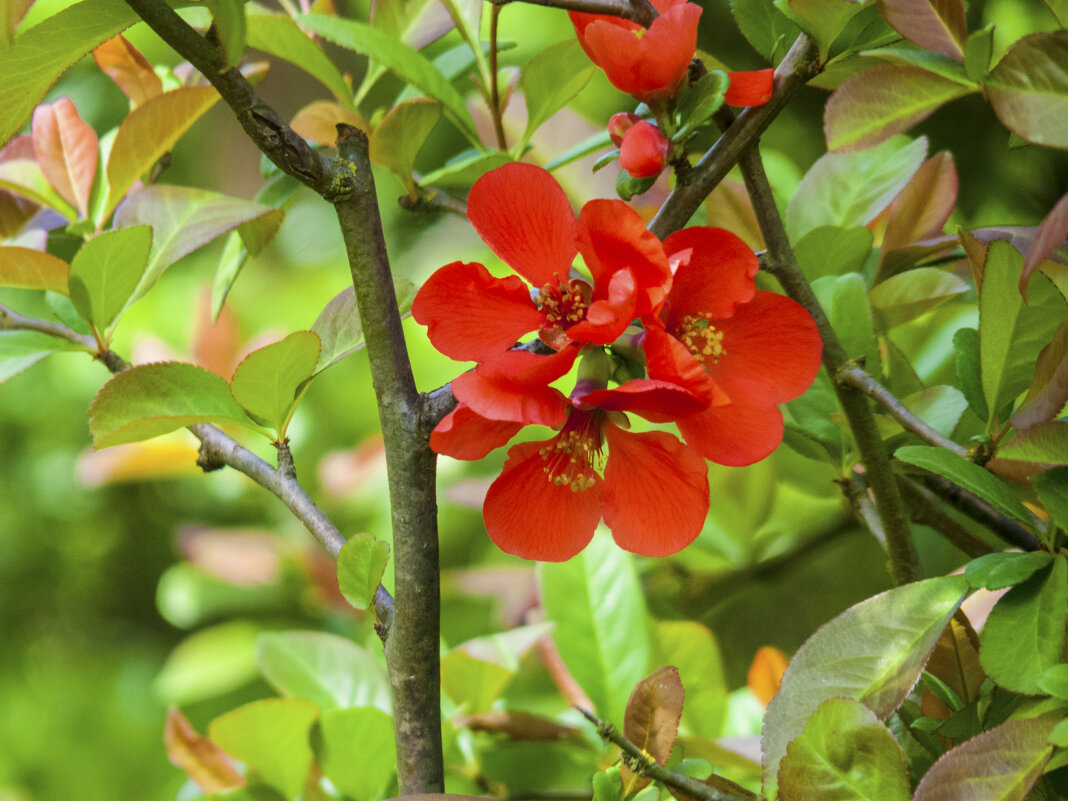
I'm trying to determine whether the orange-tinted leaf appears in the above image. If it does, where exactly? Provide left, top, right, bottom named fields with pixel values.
left=1021, top=193, right=1068, bottom=301
left=290, top=101, right=370, bottom=147
left=453, top=710, right=581, bottom=741
left=179, top=526, right=283, bottom=585
left=882, top=152, right=957, bottom=255
left=0, top=245, right=69, bottom=293
left=1010, top=321, right=1068, bottom=431
left=164, top=707, right=245, bottom=793
left=623, top=666, right=684, bottom=765
left=93, top=35, right=163, bottom=107
left=75, top=435, right=202, bottom=486
left=921, top=612, right=985, bottom=721
left=747, top=646, right=788, bottom=707
left=876, top=0, right=966, bottom=61
left=191, top=289, right=242, bottom=379
left=986, top=32, right=1068, bottom=150
left=31, top=97, right=98, bottom=217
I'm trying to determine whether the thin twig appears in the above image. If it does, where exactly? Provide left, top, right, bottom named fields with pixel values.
left=896, top=477, right=994, bottom=558
left=916, top=473, right=1043, bottom=552
left=399, top=186, right=469, bottom=216
left=489, top=0, right=658, bottom=27
left=575, top=707, right=757, bottom=801
left=838, top=474, right=888, bottom=554
left=837, top=363, right=972, bottom=459
left=489, top=3, right=507, bottom=151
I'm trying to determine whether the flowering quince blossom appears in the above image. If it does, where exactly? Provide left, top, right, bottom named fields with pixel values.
left=615, top=118, right=670, bottom=179
left=411, top=162, right=672, bottom=358
left=569, top=0, right=701, bottom=107
left=641, top=227, right=823, bottom=466
left=725, top=69, right=775, bottom=107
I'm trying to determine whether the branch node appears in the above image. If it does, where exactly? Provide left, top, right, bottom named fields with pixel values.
left=275, top=439, right=297, bottom=479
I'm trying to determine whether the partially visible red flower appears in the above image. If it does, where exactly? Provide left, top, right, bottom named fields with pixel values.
left=642, top=227, right=823, bottom=465
left=412, top=163, right=672, bottom=359
left=618, top=120, right=670, bottom=179
left=608, top=112, right=642, bottom=146
left=570, top=0, right=702, bottom=106
left=725, top=69, right=774, bottom=107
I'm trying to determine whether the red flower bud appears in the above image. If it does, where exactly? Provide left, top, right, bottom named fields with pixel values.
left=608, top=112, right=642, bottom=147
left=618, top=121, right=669, bottom=179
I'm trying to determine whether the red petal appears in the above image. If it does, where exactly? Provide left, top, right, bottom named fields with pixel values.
left=483, top=441, right=602, bottom=561
left=577, top=199, right=671, bottom=317
left=619, top=121, right=668, bottom=179
left=467, top=163, right=578, bottom=287
left=709, top=291, right=823, bottom=404
left=411, top=261, right=545, bottom=361
left=566, top=267, right=637, bottom=345
left=660, top=227, right=758, bottom=326
left=676, top=400, right=785, bottom=466
left=579, top=378, right=709, bottom=423
left=452, top=347, right=579, bottom=427
left=725, top=69, right=774, bottom=107
left=641, top=322, right=726, bottom=406
left=602, top=425, right=708, bottom=556
left=430, top=404, right=522, bottom=460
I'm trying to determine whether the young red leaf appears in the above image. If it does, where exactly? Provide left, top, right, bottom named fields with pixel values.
left=986, top=32, right=1068, bottom=150
left=875, top=0, right=967, bottom=61
left=920, top=613, right=985, bottom=722
left=622, top=666, right=684, bottom=793
left=1020, top=193, right=1068, bottom=300
left=1011, top=321, right=1068, bottom=431
left=164, top=707, right=245, bottom=793
left=882, top=152, right=958, bottom=254
left=92, top=35, right=163, bottom=107
left=31, top=97, right=98, bottom=217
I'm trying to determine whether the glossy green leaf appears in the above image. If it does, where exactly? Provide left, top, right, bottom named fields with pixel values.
left=441, top=650, right=514, bottom=713
left=0, top=0, right=137, bottom=148
left=245, top=14, right=351, bottom=104
left=105, top=86, right=222, bottom=218
left=812, top=273, right=881, bottom=377
left=0, top=329, right=84, bottom=384
left=675, top=70, right=730, bottom=141
left=979, top=241, right=1068, bottom=418
left=1032, top=467, right=1068, bottom=525
left=114, top=184, right=283, bottom=305
left=229, top=331, right=320, bottom=434
left=965, top=25, right=995, bottom=82
left=986, top=31, right=1068, bottom=149
left=964, top=551, right=1054, bottom=590
left=89, top=362, right=256, bottom=448
left=420, top=150, right=513, bottom=189
left=869, top=267, right=968, bottom=329
left=538, top=534, right=650, bottom=725
left=155, top=621, right=264, bottom=705
left=785, top=135, right=927, bottom=242
left=894, top=445, right=1034, bottom=526
left=652, top=620, right=727, bottom=739
left=1038, top=664, right=1068, bottom=700
left=310, top=279, right=416, bottom=374
left=782, top=0, right=867, bottom=59
left=209, top=698, right=318, bottom=798
left=892, top=386, right=968, bottom=438
left=792, top=226, right=873, bottom=280
left=204, top=0, right=246, bottom=68
left=517, top=40, right=596, bottom=154
left=762, top=575, right=968, bottom=799
left=777, top=697, right=910, bottom=801
left=875, top=0, right=966, bottom=61
left=0, top=245, right=70, bottom=293
left=336, top=533, right=390, bottom=612
left=858, top=48, right=971, bottom=83
left=912, top=717, right=1057, bottom=801
left=953, top=326, right=987, bottom=421
left=981, top=556, right=1067, bottom=694
left=297, top=14, right=482, bottom=148
left=369, top=100, right=442, bottom=194
left=825, top=65, right=974, bottom=152
left=997, top=422, right=1068, bottom=466
left=731, top=0, right=799, bottom=62
left=67, top=224, right=151, bottom=330
left=545, top=129, right=613, bottom=172
left=256, top=631, right=391, bottom=713
left=315, top=707, right=396, bottom=801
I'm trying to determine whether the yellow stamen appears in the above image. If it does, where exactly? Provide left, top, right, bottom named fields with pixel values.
left=676, top=314, right=726, bottom=364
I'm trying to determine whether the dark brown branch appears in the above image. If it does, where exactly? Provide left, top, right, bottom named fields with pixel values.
left=489, top=0, right=658, bottom=26
left=896, top=477, right=994, bottom=559
left=649, top=34, right=821, bottom=240
left=916, top=473, right=1043, bottom=552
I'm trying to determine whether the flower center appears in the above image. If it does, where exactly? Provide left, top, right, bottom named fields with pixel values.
left=539, top=409, right=603, bottom=492
left=675, top=314, right=726, bottom=364
left=538, top=279, right=591, bottom=328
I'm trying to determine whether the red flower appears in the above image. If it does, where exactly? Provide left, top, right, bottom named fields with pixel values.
left=412, top=163, right=672, bottom=359
left=570, top=0, right=702, bottom=106
left=642, top=227, right=823, bottom=465
left=725, top=69, right=774, bottom=107
left=618, top=120, right=670, bottom=179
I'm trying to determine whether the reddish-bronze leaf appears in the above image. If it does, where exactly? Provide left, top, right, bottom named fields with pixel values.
left=31, top=97, right=98, bottom=218
left=747, top=646, right=788, bottom=707
left=164, top=707, right=245, bottom=793
left=1011, top=321, right=1068, bottom=431
left=1020, top=193, right=1068, bottom=301
left=876, top=0, right=967, bottom=61
left=93, top=35, right=163, bottom=108
left=921, top=612, right=985, bottom=721
left=453, top=710, right=581, bottom=741
left=882, top=152, right=958, bottom=254
left=624, top=666, right=684, bottom=765
left=0, top=190, right=38, bottom=239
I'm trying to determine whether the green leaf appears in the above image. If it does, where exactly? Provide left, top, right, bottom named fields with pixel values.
left=785, top=135, right=927, bottom=242
left=315, top=707, right=396, bottom=801
left=517, top=40, right=597, bottom=154
left=964, top=551, right=1054, bottom=591
left=245, top=14, right=351, bottom=104
left=1032, top=467, right=1068, bottom=526
left=0, top=329, right=84, bottom=384
left=979, top=241, right=1068, bottom=418
left=209, top=698, right=319, bottom=798
left=812, top=273, right=881, bottom=377
left=997, top=422, right=1068, bottom=467
left=438, top=0, right=488, bottom=90
left=336, top=533, right=390, bottom=612
left=229, top=331, right=320, bottom=434
left=67, top=224, right=152, bottom=331
left=762, top=575, right=968, bottom=799
left=889, top=386, right=967, bottom=439
left=0, top=245, right=70, bottom=293
left=89, top=362, right=256, bottom=448
left=441, top=650, right=514, bottom=713
left=0, top=157, right=78, bottom=220
left=1011, top=320, right=1068, bottom=431
left=953, top=327, right=987, bottom=421
left=204, top=0, right=246, bottom=68
left=894, top=445, right=1034, bottom=527
left=964, top=25, right=995, bottom=82
left=675, top=70, right=730, bottom=141
left=985, top=31, right=1068, bottom=149
left=1039, top=664, right=1068, bottom=701
left=912, top=717, right=1057, bottom=801
left=651, top=620, right=727, bottom=739
left=980, top=556, right=1068, bottom=694
left=858, top=47, right=972, bottom=84
left=297, top=14, right=482, bottom=149
left=256, top=631, right=391, bottom=713
left=104, top=86, right=222, bottom=219
left=731, top=0, right=799, bottom=62
left=155, top=621, right=264, bottom=705
left=874, top=0, right=966, bottom=61
left=310, top=279, right=416, bottom=374
left=825, top=65, right=975, bottom=152
left=0, top=0, right=137, bottom=148
left=777, top=697, right=911, bottom=801
left=369, top=99, right=443, bottom=194
left=114, top=184, right=284, bottom=306
left=545, top=129, right=613, bottom=172
left=792, top=226, right=874, bottom=280
left=538, top=534, right=650, bottom=725
left=869, top=267, right=969, bottom=329
left=420, top=150, right=513, bottom=190
left=783, top=0, right=868, bottom=59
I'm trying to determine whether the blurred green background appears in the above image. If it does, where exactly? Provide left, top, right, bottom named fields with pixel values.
left=1, top=0, right=1065, bottom=798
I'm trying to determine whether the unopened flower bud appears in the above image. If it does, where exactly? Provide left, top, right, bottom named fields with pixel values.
left=618, top=120, right=669, bottom=179
left=608, top=112, right=643, bottom=147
